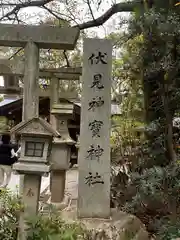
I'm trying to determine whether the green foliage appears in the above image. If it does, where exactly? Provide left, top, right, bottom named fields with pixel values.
left=0, top=188, right=22, bottom=240
left=0, top=116, right=9, bottom=132
left=26, top=213, right=89, bottom=240
left=157, top=218, right=180, bottom=239
left=114, top=159, right=180, bottom=236
left=0, top=189, right=91, bottom=240
left=110, top=3, right=180, bottom=239
left=111, top=116, right=144, bottom=164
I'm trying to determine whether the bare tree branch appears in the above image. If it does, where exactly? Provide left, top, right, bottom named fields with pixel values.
left=42, top=5, right=69, bottom=23
left=0, top=0, right=54, bottom=21
left=0, top=0, right=140, bottom=32
left=75, top=1, right=140, bottom=30
left=86, top=0, right=95, bottom=21
left=8, top=47, right=23, bottom=60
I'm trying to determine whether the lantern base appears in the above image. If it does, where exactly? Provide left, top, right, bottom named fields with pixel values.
left=13, top=162, right=50, bottom=175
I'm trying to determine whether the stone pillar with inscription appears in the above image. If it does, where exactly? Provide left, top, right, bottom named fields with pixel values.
left=78, top=38, right=112, bottom=218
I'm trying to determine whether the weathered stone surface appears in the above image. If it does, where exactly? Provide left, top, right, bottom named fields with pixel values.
left=11, top=117, right=60, bottom=137
left=51, top=103, right=74, bottom=115
left=0, top=58, right=24, bottom=76
left=50, top=170, right=66, bottom=203
left=50, top=78, right=75, bottom=203
left=22, top=41, right=39, bottom=121
left=13, top=162, right=50, bottom=175
left=0, top=24, right=79, bottom=49
left=39, top=67, right=82, bottom=80
left=0, top=58, right=82, bottom=79
left=50, top=143, right=71, bottom=170
left=78, top=38, right=112, bottom=218
left=18, top=174, right=42, bottom=240
left=18, top=41, right=40, bottom=198
left=59, top=207, right=149, bottom=240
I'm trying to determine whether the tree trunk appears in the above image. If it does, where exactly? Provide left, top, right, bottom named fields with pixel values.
left=160, top=77, right=177, bottom=162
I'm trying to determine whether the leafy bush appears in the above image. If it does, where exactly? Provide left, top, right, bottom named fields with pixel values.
left=111, top=161, right=180, bottom=238
left=26, top=213, right=90, bottom=240
left=156, top=218, right=180, bottom=240
left=0, top=189, right=91, bottom=240
left=0, top=188, right=22, bottom=240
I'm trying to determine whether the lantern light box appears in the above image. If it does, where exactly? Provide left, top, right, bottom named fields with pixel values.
left=10, top=117, right=60, bottom=175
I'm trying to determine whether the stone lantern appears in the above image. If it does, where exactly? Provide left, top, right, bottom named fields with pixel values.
left=50, top=102, right=75, bottom=203
left=11, top=117, right=60, bottom=175
left=10, top=117, right=61, bottom=239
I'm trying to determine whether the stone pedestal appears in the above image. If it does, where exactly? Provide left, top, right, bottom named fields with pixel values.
left=50, top=137, right=74, bottom=203
left=23, top=174, right=41, bottom=215
left=18, top=174, right=41, bottom=240
left=50, top=170, right=66, bottom=203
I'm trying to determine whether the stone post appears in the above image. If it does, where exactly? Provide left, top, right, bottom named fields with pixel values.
left=22, top=41, right=39, bottom=121
left=50, top=78, right=59, bottom=127
left=77, top=38, right=112, bottom=218
left=50, top=169, right=66, bottom=203
left=19, top=41, right=39, bottom=195
left=49, top=78, right=58, bottom=196
left=22, top=175, right=41, bottom=215
left=49, top=78, right=66, bottom=202
left=18, top=41, right=40, bottom=240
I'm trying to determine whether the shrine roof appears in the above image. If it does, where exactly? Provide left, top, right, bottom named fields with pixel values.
left=0, top=97, right=121, bottom=116
left=0, top=96, right=20, bottom=107
left=0, top=96, right=49, bottom=116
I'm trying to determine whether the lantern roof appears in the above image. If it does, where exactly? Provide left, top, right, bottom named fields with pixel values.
left=10, top=117, right=60, bottom=137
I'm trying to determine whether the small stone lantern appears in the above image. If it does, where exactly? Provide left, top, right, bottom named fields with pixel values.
left=11, top=117, right=60, bottom=175
left=50, top=102, right=75, bottom=203
left=10, top=117, right=61, bottom=240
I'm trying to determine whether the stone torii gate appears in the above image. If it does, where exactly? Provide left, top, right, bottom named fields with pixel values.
left=0, top=58, right=82, bottom=95
left=0, top=58, right=81, bottom=79
left=0, top=23, right=79, bottom=121
left=0, top=57, right=82, bottom=203
left=0, top=24, right=79, bottom=216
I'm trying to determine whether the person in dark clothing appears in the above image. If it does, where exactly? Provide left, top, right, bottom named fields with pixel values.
left=0, top=133, right=18, bottom=188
